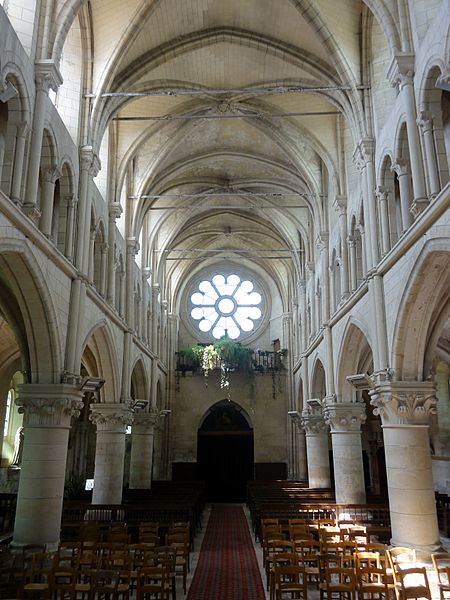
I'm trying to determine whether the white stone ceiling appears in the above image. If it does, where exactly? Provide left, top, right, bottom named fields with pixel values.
left=88, top=0, right=373, bottom=293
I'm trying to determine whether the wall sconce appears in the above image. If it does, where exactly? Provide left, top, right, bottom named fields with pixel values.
left=346, top=373, right=374, bottom=391
left=80, top=377, right=105, bottom=393
left=133, top=400, right=149, bottom=411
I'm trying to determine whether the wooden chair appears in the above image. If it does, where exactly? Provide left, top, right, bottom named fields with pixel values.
left=91, top=568, right=120, bottom=600
left=396, top=567, right=432, bottom=600
left=136, top=565, right=169, bottom=600
left=166, top=532, right=189, bottom=593
left=18, top=552, right=53, bottom=600
left=269, top=552, right=298, bottom=600
left=431, top=552, right=450, bottom=600
left=357, top=565, right=390, bottom=600
left=272, top=564, right=308, bottom=600
left=296, top=539, right=321, bottom=587
left=387, top=547, right=416, bottom=600
left=321, top=566, right=357, bottom=600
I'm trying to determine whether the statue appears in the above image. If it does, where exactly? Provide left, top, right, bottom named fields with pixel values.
left=10, top=426, right=24, bottom=468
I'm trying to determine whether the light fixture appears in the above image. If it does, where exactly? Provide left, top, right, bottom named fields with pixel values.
left=80, top=377, right=105, bottom=392
left=0, top=82, right=18, bottom=103
left=133, top=399, right=149, bottom=411
left=346, top=373, right=374, bottom=391
left=160, top=409, right=171, bottom=415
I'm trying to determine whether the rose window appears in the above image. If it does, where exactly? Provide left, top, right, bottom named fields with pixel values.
left=190, top=274, right=262, bottom=339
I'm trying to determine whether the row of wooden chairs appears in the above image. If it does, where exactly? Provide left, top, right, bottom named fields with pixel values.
left=17, top=543, right=183, bottom=600
left=266, top=540, right=440, bottom=600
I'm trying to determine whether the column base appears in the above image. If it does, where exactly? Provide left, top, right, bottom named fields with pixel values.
left=389, top=538, right=444, bottom=561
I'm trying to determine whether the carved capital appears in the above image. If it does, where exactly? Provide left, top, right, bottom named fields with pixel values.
left=410, top=198, right=430, bottom=218
left=375, top=185, right=388, bottom=203
left=316, top=232, right=329, bottom=252
left=301, top=398, right=327, bottom=434
left=369, top=381, right=437, bottom=426
left=22, top=203, right=42, bottom=224
left=417, top=110, right=433, bottom=132
left=16, top=121, right=29, bottom=139
left=34, top=60, right=63, bottom=93
left=42, top=165, right=62, bottom=184
left=323, top=399, right=366, bottom=433
left=65, top=194, right=77, bottom=208
left=126, top=237, right=139, bottom=255
left=333, top=195, right=347, bottom=216
left=109, top=202, right=123, bottom=221
left=89, top=402, right=134, bottom=432
left=391, top=158, right=409, bottom=177
left=387, top=52, right=415, bottom=88
left=16, top=384, right=84, bottom=427
left=79, top=146, right=101, bottom=177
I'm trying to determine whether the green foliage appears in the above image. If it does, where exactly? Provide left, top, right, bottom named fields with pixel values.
left=180, top=337, right=252, bottom=371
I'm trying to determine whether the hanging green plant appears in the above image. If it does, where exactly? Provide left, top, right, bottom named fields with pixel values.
left=178, top=336, right=253, bottom=390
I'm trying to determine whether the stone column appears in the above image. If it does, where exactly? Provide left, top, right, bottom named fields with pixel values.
left=75, top=147, right=100, bottom=274
left=289, top=412, right=308, bottom=481
left=24, top=61, right=62, bottom=216
left=362, top=139, right=380, bottom=266
left=141, top=268, right=151, bottom=344
left=391, top=160, right=413, bottom=232
left=129, top=409, right=158, bottom=489
left=388, top=54, right=428, bottom=216
left=369, top=381, right=440, bottom=550
left=100, top=243, right=108, bottom=297
left=13, top=384, right=84, bottom=550
left=88, top=228, right=96, bottom=283
left=301, top=400, right=331, bottom=488
left=375, top=186, right=391, bottom=256
left=64, top=195, right=77, bottom=262
left=107, top=203, right=122, bottom=304
left=323, top=398, right=367, bottom=504
left=89, top=403, right=133, bottom=504
left=317, top=233, right=330, bottom=322
left=348, top=236, right=357, bottom=291
left=333, top=196, right=350, bottom=300
left=10, top=122, right=29, bottom=203
left=417, top=111, right=440, bottom=199
left=39, top=165, right=61, bottom=237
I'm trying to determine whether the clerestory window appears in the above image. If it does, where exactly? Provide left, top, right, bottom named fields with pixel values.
left=190, top=274, right=262, bottom=339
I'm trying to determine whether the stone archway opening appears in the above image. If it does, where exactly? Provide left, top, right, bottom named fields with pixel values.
left=197, top=400, right=254, bottom=502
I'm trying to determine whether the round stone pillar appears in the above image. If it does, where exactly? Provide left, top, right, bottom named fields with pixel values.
left=370, top=381, right=440, bottom=550
left=323, top=398, right=367, bottom=504
left=129, top=409, right=158, bottom=489
left=90, top=403, right=133, bottom=504
left=13, top=384, right=84, bottom=551
left=301, top=400, right=331, bottom=488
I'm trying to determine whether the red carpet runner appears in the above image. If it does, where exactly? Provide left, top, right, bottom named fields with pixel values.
left=186, top=505, right=266, bottom=600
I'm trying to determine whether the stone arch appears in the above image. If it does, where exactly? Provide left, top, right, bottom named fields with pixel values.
left=130, top=357, right=148, bottom=402
left=81, top=321, right=120, bottom=402
left=392, top=240, right=450, bottom=381
left=198, top=399, right=253, bottom=430
left=0, top=240, right=62, bottom=383
left=0, top=66, right=31, bottom=198
left=336, top=320, right=374, bottom=403
left=55, top=158, right=76, bottom=258
left=310, top=356, right=326, bottom=400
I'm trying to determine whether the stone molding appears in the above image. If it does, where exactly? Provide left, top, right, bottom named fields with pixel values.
left=301, top=398, right=327, bottom=434
left=387, top=52, right=415, bottom=88
left=34, top=59, right=63, bottom=93
left=90, top=402, right=134, bottom=432
left=369, top=381, right=437, bottom=426
left=323, top=398, right=366, bottom=433
left=16, top=384, right=84, bottom=427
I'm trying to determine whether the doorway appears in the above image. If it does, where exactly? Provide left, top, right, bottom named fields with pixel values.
left=197, top=400, right=254, bottom=502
